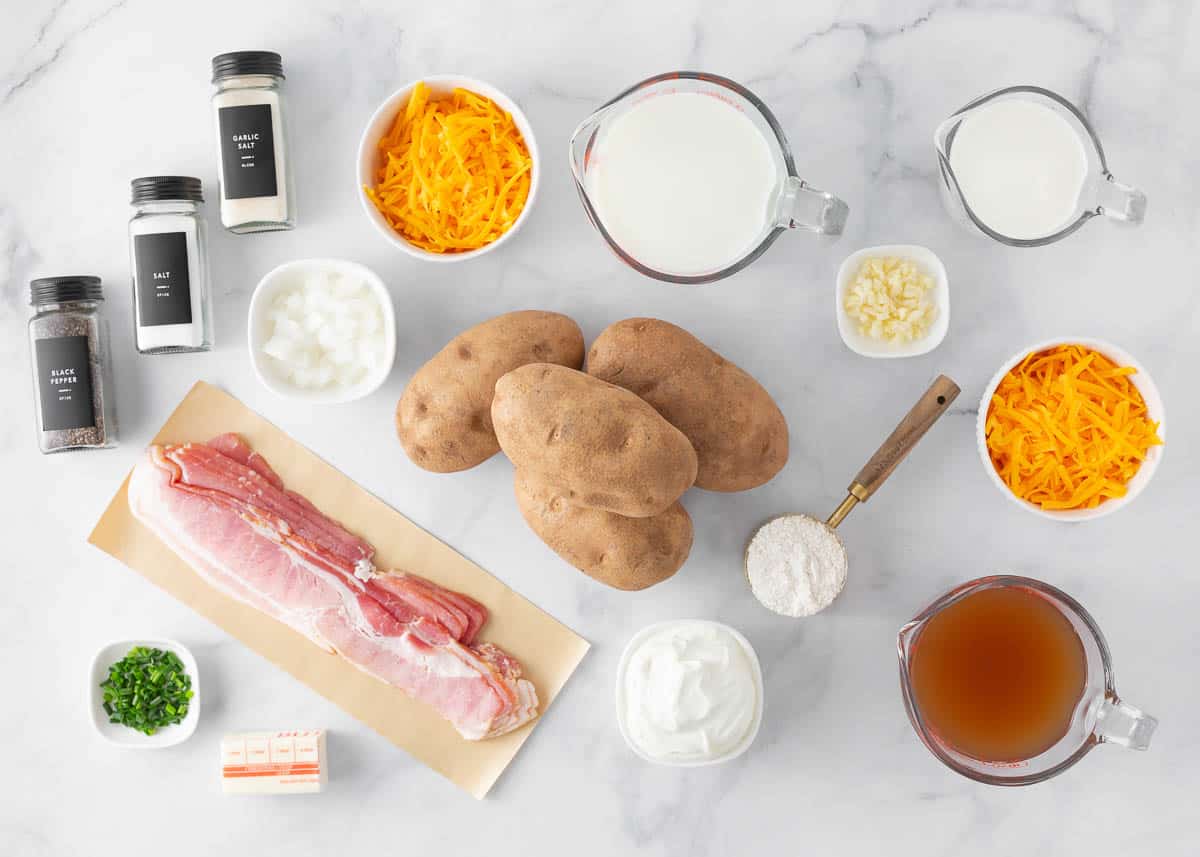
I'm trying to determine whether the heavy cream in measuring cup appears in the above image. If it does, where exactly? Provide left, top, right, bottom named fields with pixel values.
left=586, top=93, right=777, bottom=275
left=948, top=99, right=1088, bottom=240
left=618, top=621, right=761, bottom=763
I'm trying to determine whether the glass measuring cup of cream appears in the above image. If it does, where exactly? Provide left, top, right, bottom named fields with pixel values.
left=570, top=72, right=849, bottom=284
left=935, top=86, right=1146, bottom=246
left=898, top=576, right=1157, bottom=785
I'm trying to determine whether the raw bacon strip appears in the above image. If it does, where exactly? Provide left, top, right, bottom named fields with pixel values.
left=191, top=437, right=494, bottom=643
left=168, top=443, right=374, bottom=570
left=372, top=573, right=488, bottom=645
left=164, top=444, right=478, bottom=646
left=127, top=436, right=538, bottom=740
left=207, top=432, right=284, bottom=489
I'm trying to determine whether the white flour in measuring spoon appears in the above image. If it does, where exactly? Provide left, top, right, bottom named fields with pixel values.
left=587, top=92, right=777, bottom=275
left=746, top=515, right=848, bottom=617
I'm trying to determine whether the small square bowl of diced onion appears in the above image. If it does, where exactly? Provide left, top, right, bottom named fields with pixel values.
left=835, top=245, right=949, bottom=358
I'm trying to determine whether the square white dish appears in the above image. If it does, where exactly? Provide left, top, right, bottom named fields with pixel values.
left=89, top=638, right=200, bottom=748
left=835, top=244, right=949, bottom=358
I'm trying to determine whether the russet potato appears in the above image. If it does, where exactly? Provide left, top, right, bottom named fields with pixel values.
left=492, top=364, right=698, bottom=517
left=397, top=311, right=584, bottom=472
left=514, top=473, right=692, bottom=590
left=587, top=318, right=789, bottom=491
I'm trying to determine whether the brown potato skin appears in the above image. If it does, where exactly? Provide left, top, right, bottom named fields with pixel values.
left=586, top=318, right=789, bottom=492
left=492, top=364, right=698, bottom=517
left=514, top=473, right=692, bottom=590
left=397, top=311, right=584, bottom=472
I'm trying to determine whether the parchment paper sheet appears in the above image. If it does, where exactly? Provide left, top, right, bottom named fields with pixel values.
left=88, top=381, right=590, bottom=798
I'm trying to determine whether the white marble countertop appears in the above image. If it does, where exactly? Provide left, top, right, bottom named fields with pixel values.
left=2, top=1, right=1197, bottom=854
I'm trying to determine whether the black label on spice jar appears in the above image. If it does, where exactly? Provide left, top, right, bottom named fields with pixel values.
left=218, top=103, right=278, bottom=199
left=134, top=232, right=193, bottom=327
left=35, top=335, right=95, bottom=431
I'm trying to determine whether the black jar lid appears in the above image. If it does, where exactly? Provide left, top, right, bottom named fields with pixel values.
left=30, top=276, right=104, bottom=306
left=211, top=51, right=284, bottom=82
left=131, top=176, right=204, bottom=203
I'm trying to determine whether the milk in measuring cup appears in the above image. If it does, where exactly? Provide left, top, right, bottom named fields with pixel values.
left=948, top=99, right=1088, bottom=240
left=586, top=93, right=777, bottom=276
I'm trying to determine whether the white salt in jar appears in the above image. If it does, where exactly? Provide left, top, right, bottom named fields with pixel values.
left=128, top=176, right=213, bottom=354
left=210, top=51, right=295, bottom=233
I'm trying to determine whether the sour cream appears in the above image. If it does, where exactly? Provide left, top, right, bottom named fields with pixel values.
left=617, top=621, right=762, bottom=764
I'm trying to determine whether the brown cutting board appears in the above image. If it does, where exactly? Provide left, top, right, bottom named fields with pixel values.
left=88, top=381, right=590, bottom=798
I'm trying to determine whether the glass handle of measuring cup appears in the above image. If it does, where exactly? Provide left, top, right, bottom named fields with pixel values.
left=1095, top=172, right=1147, bottom=225
left=777, top=175, right=849, bottom=235
left=1094, top=694, right=1157, bottom=750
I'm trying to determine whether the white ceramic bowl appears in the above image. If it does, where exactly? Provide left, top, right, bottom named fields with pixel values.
left=835, top=244, right=950, bottom=358
left=89, top=638, right=200, bottom=748
left=615, top=620, right=764, bottom=767
left=976, top=337, right=1166, bottom=522
left=248, top=258, right=397, bottom=404
left=356, top=75, right=540, bottom=262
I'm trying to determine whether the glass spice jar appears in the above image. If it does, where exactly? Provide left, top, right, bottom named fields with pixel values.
left=211, top=51, right=296, bottom=233
left=27, top=276, right=118, bottom=453
left=129, top=176, right=213, bottom=354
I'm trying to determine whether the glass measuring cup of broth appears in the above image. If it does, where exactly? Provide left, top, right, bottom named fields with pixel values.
left=569, top=71, right=849, bottom=284
left=934, top=85, right=1146, bottom=246
left=897, top=576, right=1156, bottom=785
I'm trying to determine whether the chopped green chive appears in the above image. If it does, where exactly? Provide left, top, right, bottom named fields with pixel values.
left=99, top=646, right=193, bottom=736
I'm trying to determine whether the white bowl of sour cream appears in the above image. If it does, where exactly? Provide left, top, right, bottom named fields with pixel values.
left=615, top=620, right=763, bottom=766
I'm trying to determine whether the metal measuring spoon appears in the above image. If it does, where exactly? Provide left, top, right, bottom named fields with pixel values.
left=746, top=375, right=961, bottom=616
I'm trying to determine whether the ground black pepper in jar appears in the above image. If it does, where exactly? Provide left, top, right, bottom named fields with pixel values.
left=27, top=276, right=118, bottom=453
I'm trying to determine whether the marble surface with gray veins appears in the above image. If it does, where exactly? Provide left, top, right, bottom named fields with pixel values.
left=2, top=1, right=1197, bottom=855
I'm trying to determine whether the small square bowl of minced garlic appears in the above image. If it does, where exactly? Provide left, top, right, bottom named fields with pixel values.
left=835, top=245, right=950, bottom=359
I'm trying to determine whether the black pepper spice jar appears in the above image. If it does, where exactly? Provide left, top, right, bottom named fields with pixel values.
left=27, top=276, right=118, bottom=453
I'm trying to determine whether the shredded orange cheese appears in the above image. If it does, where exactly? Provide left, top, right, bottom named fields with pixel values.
left=364, top=82, right=532, bottom=254
left=984, top=344, right=1162, bottom=511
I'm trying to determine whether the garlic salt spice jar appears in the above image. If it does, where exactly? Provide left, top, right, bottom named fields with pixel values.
left=210, top=51, right=295, bottom=233
left=129, top=177, right=213, bottom=353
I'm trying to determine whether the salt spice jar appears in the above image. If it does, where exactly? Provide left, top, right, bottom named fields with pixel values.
left=27, top=276, right=118, bottom=453
left=211, top=51, right=295, bottom=233
left=129, top=176, right=213, bottom=353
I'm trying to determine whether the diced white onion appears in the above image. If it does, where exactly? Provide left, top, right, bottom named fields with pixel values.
left=258, top=271, right=389, bottom=393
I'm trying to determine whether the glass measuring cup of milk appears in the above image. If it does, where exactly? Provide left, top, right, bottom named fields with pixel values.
left=935, top=86, right=1146, bottom=246
left=570, top=72, right=849, bottom=284
left=897, top=576, right=1157, bottom=786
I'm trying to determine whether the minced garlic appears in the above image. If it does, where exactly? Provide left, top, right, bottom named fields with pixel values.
left=843, top=256, right=937, bottom=343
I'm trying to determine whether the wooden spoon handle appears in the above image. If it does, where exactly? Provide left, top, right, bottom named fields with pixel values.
left=849, top=374, right=960, bottom=501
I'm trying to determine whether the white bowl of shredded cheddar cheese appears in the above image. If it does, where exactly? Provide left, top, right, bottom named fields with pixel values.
left=977, top=337, right=1166, bottom=522
left=357, top=75, right=540, bottom=262
left=835, top=245, right=949, bottom=358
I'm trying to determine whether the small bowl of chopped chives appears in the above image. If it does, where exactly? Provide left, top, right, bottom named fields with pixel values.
left=89, top=639, right=199, bottom=748
left=356, top=75, right=539, bottom=261
left=835, top=245, right=949, bottom=358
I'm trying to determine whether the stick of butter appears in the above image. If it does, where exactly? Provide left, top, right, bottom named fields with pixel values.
left=220, top=730, right=327, bottom=794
